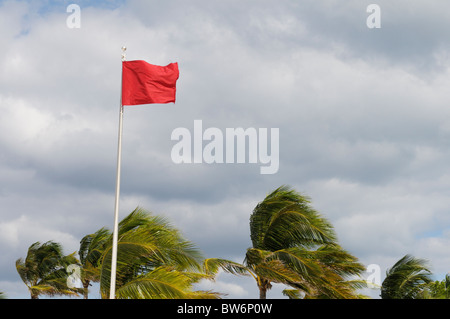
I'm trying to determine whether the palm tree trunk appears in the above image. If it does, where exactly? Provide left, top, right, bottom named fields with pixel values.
left=83, top=280, right=90, bottom=299
left=258, top=278, right=270, bottom=299
left=259, top=286, right=267, bottom=299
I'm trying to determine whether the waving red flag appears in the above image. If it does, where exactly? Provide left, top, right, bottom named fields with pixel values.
left=122, top=60, right=179, bottom=105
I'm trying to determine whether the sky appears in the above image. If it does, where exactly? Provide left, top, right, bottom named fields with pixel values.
left=1, top=0, right=450, bottom=299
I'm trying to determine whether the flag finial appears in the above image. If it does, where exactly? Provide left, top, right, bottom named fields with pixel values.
left=121, top=46, right=127, bottom=61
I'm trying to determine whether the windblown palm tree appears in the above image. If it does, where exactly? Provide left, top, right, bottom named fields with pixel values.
left=283, top=244, right=368, bottom=299
left=97, top=208, right=219, bottom=299
left=79, top=227, right=110, bottom=298
left=425, top=274, right=450, bottom=299
left=381, top=254, right=433, bottom=299
left=16, top=241, right=82, bottom=299
left=205, top=185, right=366, bottom=299
left=246, top=185, right=336, bottom=298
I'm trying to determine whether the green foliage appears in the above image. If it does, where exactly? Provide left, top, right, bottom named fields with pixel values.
left=114, top=266, right=219, bottom=299
left=207, top=185, right=367, bottom=299
left=381, top=254, right=433, bottom=299
left=13, top=187, right=450, bottom=300
left=203, top=258, right=250, bottom=277
left=98, top=208, right=210, bottom=298
left=82, top=207, right=219, bottom=299
left=78, top=227, right=110, bottom=298
left=16, top=208, right=220, bottom=299
left=249, top=185, right=336, bottom=251
left=15, top=241, right=82, bottom=299
left=247, top=185, right=366, bottom=298
left=422, top=274, right=450, bottom=299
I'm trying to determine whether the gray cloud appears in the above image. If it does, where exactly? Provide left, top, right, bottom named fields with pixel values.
left=1, top=0, right=450, bottom=299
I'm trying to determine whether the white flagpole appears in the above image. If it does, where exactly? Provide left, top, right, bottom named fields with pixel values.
left=109, top=46, right=127, bottom=299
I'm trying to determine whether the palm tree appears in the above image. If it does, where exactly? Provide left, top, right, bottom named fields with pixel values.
left=425, top=275, right=450, bottom=299
left=205, top=185, right=366, bottom=299
left=78, top=227, right=110, bottom=298
left=381, top=254, right=433, bottom=299
left=283, top=244, right=368, bottom=299
left=246, top=185, right=335, bottom=298
left=97, top=207, right=220, bottom=299
left=445, top=274, right=450, bottom=298
left=16, top=241, right=82, bottom=299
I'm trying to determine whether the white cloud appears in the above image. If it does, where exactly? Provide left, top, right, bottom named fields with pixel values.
left=196, top=273, right=251, bottom=299
left=0, top=215, right=78, bottom=250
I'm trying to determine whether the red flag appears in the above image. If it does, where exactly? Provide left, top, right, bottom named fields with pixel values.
left=121, top=60, right=179, bottom=105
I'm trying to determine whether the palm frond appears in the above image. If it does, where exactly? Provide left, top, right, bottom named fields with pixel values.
left=250, top=185, right=336, bottom=251
left=245, top=248, right=274, bottom=267
left=381, top=254, right=433, bottom=299
left=98, top=208, right=206, bottom=298
left=79, top=227, right=110, bottom=266
left=254, top=259, right=305, bottom=286
left=16, top=241, right=82, bottom=298
left=203, top=258, right=250, bottom=277
left=114, top=267, right=221, bottom=299
left=272, top=247, right=321, bottom=277
left=313, top=244, right=366, bottom=277
left=282, top=289, right=303, bottom=299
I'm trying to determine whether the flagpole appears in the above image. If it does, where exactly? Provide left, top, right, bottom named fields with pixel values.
left=109, top=46, right=126, bottom=299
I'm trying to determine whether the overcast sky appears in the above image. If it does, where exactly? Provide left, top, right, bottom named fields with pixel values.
left=1, top=0, right=450, bottom=299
